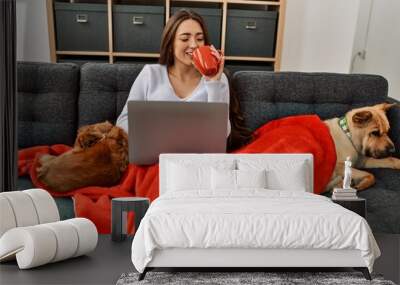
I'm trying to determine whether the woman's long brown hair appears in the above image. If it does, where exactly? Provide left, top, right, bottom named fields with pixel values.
left=159, top=9, right=253, bottom=151
left=225, top=69, right=254, bottom=151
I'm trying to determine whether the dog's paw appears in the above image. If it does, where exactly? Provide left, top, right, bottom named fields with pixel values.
left=352, top=173, right=376, bottom=191
left=391, top=157, right=400, bottom=169
left=381, top=157, right=400, bottom=169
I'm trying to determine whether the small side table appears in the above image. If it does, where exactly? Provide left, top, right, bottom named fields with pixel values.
left=111, top=197, right=150, bottom=242
left=332, top=197, right=366, bottom=218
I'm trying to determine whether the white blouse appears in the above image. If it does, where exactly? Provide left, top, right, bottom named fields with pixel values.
left=116, top=64, right=231, bottom=136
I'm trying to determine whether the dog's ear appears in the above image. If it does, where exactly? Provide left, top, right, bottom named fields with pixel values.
left=76, top=133, right=101, bottom=149
left=352, top=110, right=373, bottom=127
left=75, top=126, right=90, bottom=148
left=378, top=103, right=396, bottom=112
left=107, top=126, right=128, bottom=146
left=96, top=121, right=113, bottom=134
left=75, top=124, right=105, bottom=149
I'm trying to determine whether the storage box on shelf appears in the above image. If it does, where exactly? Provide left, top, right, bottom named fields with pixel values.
left=47, top=0, right=285, bottom=72
left=113, top=4, right=165, bottom=53
left=54, top=2, right=109, bottom=51
left=225, top=8, right=277, bottom=57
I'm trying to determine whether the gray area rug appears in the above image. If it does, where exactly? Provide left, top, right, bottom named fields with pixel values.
left=116, top=271, right=396, bottom=285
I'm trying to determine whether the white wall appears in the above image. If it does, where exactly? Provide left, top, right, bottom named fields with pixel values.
left=351, top=0, right=400, bottom=100
left=350, top=0, right=372, bottom=72
left=281, top=0, right=360, bottom=73
left=281, top=0, right=400, bottom=100
left=16, top=0, right=50, bottom=62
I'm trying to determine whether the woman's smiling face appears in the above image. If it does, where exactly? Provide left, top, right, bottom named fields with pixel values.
left=173, top=19, right=205, bottom=67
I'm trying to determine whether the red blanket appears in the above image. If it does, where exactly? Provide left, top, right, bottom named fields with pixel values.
left=19, top=146, right=158, bottom=234
left=18, top=115, right=336, bottom=233
left=233, top=115, right=336, bottom=194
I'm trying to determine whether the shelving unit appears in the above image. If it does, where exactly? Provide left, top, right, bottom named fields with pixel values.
left=46, top=0, right=285, bottom=71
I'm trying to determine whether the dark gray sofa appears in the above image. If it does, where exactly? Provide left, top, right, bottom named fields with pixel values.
left=17, top=62, right=400, bottom=234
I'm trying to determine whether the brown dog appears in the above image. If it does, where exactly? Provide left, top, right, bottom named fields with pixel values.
left=37, top=121, right=129, bottom=192
left=325, top=103, right=400, bottom=191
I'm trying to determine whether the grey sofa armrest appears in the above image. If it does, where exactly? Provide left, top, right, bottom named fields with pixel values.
left=386, top=97, right=400, bottom=157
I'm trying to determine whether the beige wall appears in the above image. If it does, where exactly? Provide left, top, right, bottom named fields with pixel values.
left=351, top=0, right=400, bottom=101
left=281, top=0, right=400, bottom=100
left=281, top=0, right=360, bottom=73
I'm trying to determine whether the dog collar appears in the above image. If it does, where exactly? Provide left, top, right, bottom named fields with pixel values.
left=339, top=116, right=363, bottom=155
left=338, top=116, right=352, bottom=139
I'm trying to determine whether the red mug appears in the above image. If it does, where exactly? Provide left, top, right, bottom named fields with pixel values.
left=192, top=45, right=222, bottom=77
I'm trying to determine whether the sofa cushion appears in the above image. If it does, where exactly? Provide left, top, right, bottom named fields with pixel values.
left=232, top=72, right=388, bottom=132
left=17, top=62, right=79, bottom=148
left=78, top=63, right=144, bottom=127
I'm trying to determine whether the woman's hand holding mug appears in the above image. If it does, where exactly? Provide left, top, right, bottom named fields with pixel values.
left=192, top=45, right=224, bottom=81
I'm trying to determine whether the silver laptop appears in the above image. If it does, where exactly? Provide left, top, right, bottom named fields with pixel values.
left=128, top=101, right=228, bottom=165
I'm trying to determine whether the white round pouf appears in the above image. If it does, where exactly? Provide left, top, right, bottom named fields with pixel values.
left=0, top=189, right=98, bottom=269
left=0, top=225, right=57, bottom=269
left=66, top=218, right=98, bottom=257
left=0, top=191, right=39, bottom=228
left=42, top=221, right=79, bottom=262
left=0, top=196, right=17, bottom=237
left=0, top=218, right=98, bottom=269
left=23, top=188, right=60, bottom=223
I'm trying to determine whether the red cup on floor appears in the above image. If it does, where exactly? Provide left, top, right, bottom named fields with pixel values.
left=192, top=45, right=222, bottom=77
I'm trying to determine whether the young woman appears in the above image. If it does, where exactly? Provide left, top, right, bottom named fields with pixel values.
left=116, top=9, right=231, bottom=136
